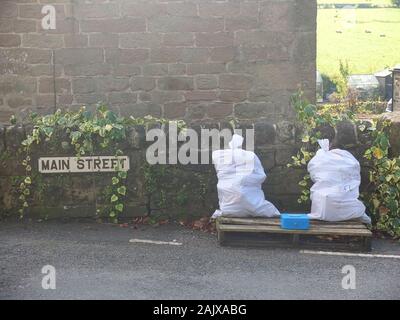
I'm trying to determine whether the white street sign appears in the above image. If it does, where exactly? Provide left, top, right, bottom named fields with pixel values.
left=38, top=156, right=130, bottom=173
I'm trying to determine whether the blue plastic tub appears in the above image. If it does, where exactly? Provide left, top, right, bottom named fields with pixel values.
left=281, top=214, right=310, bottom=230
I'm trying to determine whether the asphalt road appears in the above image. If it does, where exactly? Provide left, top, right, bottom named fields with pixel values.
left=0, top=220, right=399, bottom=300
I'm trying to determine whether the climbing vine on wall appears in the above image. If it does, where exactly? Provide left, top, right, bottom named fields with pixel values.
left=290, top=91, right=400, bottom=238
left=288, top=91, right=359, bottom=203
left=364, top=120, right=400, bottom=237
left=17, top=105, right=183, bottom=222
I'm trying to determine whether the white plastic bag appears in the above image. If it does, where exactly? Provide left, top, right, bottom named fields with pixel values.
left=211, top=134, right=280, bottom=219
left=307, top=139, right=371, bottom=224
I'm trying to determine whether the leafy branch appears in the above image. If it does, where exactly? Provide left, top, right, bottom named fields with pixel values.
left=290, top=91, right=400, bottom=238
left=16, top=104, right=177, bottom=222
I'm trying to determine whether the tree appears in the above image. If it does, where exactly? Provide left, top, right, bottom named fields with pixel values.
left=392, top=0, right=400, bottom=7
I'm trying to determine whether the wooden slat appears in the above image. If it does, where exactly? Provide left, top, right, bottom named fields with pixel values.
left=216, top=216, right=372, bottom=252
left=217, top=217, right=368, bottom=229
left=220, top=237, right=368, bottom=252
left=218, top=217, right=366, bottom=225
left=217, top=224, right=372, bottom=237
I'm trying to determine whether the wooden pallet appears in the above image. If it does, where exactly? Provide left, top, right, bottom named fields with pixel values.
left=216, top=217, right=372, bottom=252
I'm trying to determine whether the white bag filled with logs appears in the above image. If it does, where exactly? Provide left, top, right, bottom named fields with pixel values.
left=211, top=134, right=280, bottom=219
left=307, top=139, right=371, bottom=224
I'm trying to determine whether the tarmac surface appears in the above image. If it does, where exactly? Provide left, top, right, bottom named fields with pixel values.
left=0, top=220, right=399, bottom=300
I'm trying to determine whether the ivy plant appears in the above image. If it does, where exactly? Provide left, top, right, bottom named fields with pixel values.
left=288, top=91, right=358, bottom=203
left=290, top=91, right=400, bottom=238
left=16, top=105, right=179, bottom=223
left=363, top=120, right=400, bottom=237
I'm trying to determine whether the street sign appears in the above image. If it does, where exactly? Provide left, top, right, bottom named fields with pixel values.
left=38, top=156, right=130, bottom=173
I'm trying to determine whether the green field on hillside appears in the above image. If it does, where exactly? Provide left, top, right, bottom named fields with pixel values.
left=318, top=0, right=392, bottom=4
left=317, top=7, right=400, bottom=79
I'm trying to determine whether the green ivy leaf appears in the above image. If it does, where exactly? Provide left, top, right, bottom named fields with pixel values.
left=379, top=135, right=390, bottom=150
left=115, top=203, right=124, bottom=212
left=42, top=127, right=54, bottom=137
left=299, top=180, right=308, bottom=187
left=10, top=115, right=17, bottom=125
left=61, top=141, right=69, bottom=149
left=105, top=110, right=117, bottom=122
left=70, top=131, right=82, bottom=142
left=99, top=127, right=106, bottom=137
left=304, top=104, right=316, bottom=117
left=111, top=194, right=118, bottom=202
left=24, top=177, right=32, bottom=185
left=301, top=135, right=310, bottom=143
left=118, top=171, right=127, bottom=179
left=112, top=177, right=119, bottom=185
left=117, top=186, right=126, bottom=196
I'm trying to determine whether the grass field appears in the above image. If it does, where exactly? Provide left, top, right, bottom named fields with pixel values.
left=318, top=0, right=392, bottom=4
left=317, top=6, right=400, bottom=79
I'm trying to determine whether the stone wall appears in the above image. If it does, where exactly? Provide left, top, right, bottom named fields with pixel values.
left=0, top=118, right=378, bottom=219
left=0, top=0, right=317, bottom=218
left=393, top=66, right=400, bottom=112
left=0, top=0, right=316, bottom=123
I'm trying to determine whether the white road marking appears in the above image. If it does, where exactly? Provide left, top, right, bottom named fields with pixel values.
left=301, top=250, right=400, bottom=259
left=129, top=239, right=183, bottom=246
